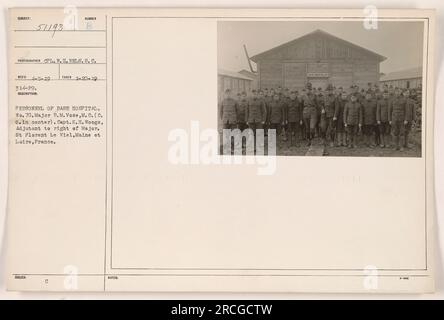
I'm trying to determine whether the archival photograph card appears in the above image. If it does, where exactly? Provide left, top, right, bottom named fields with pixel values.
left=6, top=8, right=436, bottom=292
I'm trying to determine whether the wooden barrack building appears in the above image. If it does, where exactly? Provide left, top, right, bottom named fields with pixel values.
left=250, top=29, right=387, bottom=91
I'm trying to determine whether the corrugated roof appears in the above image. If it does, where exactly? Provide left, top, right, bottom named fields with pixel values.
left=251, top=29, right=387, bottom=62
left=380, top=67, right=422, bottom=81
left=218, top=68, right=254, bottom=81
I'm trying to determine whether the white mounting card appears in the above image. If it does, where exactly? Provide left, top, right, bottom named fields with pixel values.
left=6, top=8, right=436, bottom=292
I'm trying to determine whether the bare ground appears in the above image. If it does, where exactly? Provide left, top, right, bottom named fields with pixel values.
left=274, top=131, right=422, bottom=157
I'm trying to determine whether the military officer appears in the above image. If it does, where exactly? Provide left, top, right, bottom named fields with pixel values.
left=246, top=89, right=266, bottom=137
left=388, top=88, right=405, bottom=151
left=403, top=90, right=416, bottom=149
left=298, top=89, right=307, bottom=140
left=388, top=86, right=396, bottom=105
left=349, top=85, right=359, bottom=101
left=283, top=89, right=292, bottom=142
left=376, top=91, right=391, bottom=148
left=286, top=91, right=303, bottom=146
left=263, top=88, right=274, bottom=135
left=334, top=92, right=348, bottom=147
left=343, top=94, right=363, bottom=148
left=314, top=88, right=324, bottom=137
left=258, top=89, right=265, bottom=102
left=321, top=87, right=337, bottom=147
left=237, top=91, right=248, bottom=131
left=302, top=91, right=318, bottom=146
left=283, top=87, right=290, bottom=99
left=219, top=88, right=238, bottom=154
left=276, top=86, right=283, bottom=99
left=361, top=92, right=378, bottom=147
left=219, top=88, right=238, bottom=130
left=268, top=93, right=286, bottom=145
left=335, top=86, right=344, bottom=102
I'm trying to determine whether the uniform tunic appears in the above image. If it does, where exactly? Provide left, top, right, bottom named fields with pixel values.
left=220, top=98, right=238, bottom=125
left=362, top=99, right=377, bottom=125
left=246, top=98, right=266, bottom=123
left=388, top=96, right=406, bottom=136
left=287, top=98, right=302, bottom=123
left=404, top=97, right=416, bottom=135
left=303, top=100, right=318, bottom=129
left=324, top=95, right=336, bottom=118
left=376, top=99, right=390, bottom=123
left=405, top=98, right=416, bottom=122
left=343, top=101, right=363, bottom=126
left=334, top=99, right=347, bottom=131
left=268, top=100, right=285, bottom=124
left=237, top=99, right=248, bottom=124
left=389, top=97, right=406, bottom=122
left=264, top=96, right=273, bottom=123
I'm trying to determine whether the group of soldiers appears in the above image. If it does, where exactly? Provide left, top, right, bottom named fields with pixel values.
left=219, top=82, right=421, bottom=151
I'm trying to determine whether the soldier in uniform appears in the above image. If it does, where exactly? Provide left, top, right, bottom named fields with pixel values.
left=298, top=89, right=307, bottom=141
left=388, top=86, right=396, bottom=105
left=414, top=86, right=422, bottom=129
left=314, top=88, right=324, bottom=137
left=300, top=88, right=307, bottom=104
left=349, top=85, right=359, bottom=100
left=335, top=87, right=344, bottom=101
left=286, top=91, right=303, bottom=146
left=280, top=89, right=290, bottom=142
left=258, top=89, right=267, bottom=135
left=321, top=88, right=337, bottom=147
left=361, top=92, right=378, bottom=147
left=268, top=93, right=286, bottom=146
left=343, top=94, right=363, bottom=148
left=334, top=92, right=348, bottom=146
left=263, top=88, right=274, bottom=137
left=258, top=89, right=264, bottom=100
left=360, top=89, right=366, bottom=102
left=219, top=88, right=238, bottom=130
left=276, top=86, right=283, bottom=99
left=266, top=88, right=274, bottom=106
left=283, top=88, right=290, bottom=99
left=413, top=88, right=422, bottom=128
left=302, top=91, right=318, bottom=146
left=306, top=82, right=313, bottom=91
left=403, top=90, right=416, bottom=149
left=219, top=88, right=238, bottom=154
left=376, top=91, right=391, bottom=148
left=246, top=89, right=266, bottom=138
left=237, top=91, right=248, bottom=132
left=388, top=88, right=405, bottom=151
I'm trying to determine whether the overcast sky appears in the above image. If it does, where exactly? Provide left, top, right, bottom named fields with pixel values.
left=218, top=21, right=424, bottom=74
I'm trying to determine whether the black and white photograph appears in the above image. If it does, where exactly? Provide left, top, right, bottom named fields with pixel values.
left=2, top=6, right=439, bottom=297
left=218, top=20, right=424, bottom=157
